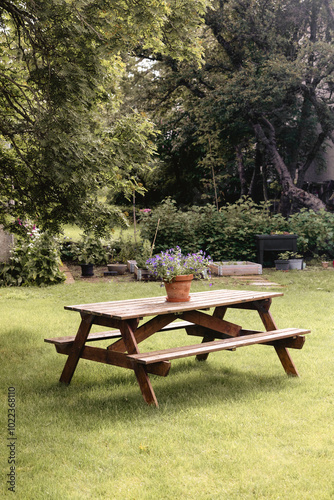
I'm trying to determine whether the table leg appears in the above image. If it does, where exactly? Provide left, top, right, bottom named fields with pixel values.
left=120, top=319, right=159, bottom=407
left=196, top=307, right=228, bottom=361
left=59, top=313, right=93, bottom=384
left=255, top=300, right=299, bottom=376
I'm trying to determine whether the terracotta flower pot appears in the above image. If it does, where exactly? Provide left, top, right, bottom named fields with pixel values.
left=164, top=274, right=193, bottom=302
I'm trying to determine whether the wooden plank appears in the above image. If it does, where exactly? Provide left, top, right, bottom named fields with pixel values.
left=127, top=328, right=310, bottom=364
left=120, top=319, right=159, bottom=406
left=45, top=320, right=195, bottom=349
left=54, top=344, right=170, bottom=376
left=59, top=314, right=93, bottom=384
left=108, top=313, right=178, bottom=353
left=45, top=320, right=195, bottom=346
left=45, top=330, right=122, bottom=345
left=181, top=310, right=241, bottom=337
left=64, top=289, right=284, bottom=320
left=194, top=306, right=228, bottom=361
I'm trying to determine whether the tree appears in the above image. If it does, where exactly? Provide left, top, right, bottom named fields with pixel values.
left=0, top=0, right=210, bottom=233
left=132, top=0, right=334, bottom=213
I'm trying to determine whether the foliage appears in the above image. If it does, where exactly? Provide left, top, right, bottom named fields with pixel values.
left=71, top=234, right=108, bottom=265
left=0, top=221, right=65, bottom=286
left=219, top=199, right=287, bottom=261
left=289, top=208, right=334, bottom=258
left=278, top=252, right=302, bottom=260
left=146, top=246, right=212, bottom=282
left=0, top=0, right=210, bottom=233
left=139, top=197, right=224, bottom=256
left=130, top=0, right=334, bottom=213
left=139, top=198, right=334, bottom=261
left=134, top=239, right=152, bottom=269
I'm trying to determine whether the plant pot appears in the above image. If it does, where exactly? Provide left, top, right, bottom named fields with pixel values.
left=274, top=260, right=289, bottom=271
left=134, top=265, right=152, bottom=281
left=289, top=258, right=303, bottom=270
left=107, top=263, right=127, bottom=275
left=80, top=264, right=94, bottom=277
left=164, top=274, right=193, bottom=302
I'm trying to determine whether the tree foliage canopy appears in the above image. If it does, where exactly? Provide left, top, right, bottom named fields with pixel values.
left=131, top=0, right=334, bottom=213
left=0, top=0, right=210, bottom=233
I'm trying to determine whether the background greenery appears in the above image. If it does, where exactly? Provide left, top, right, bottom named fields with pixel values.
left=1, top=270, right=333, bottom=499
left=139, top=198, right=334, bottom=262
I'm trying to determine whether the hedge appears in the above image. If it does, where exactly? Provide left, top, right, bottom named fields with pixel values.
left=139, top=198, right=334, bottom=261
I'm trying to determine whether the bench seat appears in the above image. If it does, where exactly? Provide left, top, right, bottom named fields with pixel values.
left=44, top=320, right=195, bottom=346
left=127, top=328, right=310, bottom=364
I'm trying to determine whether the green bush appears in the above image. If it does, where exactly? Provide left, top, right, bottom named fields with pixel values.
left=0, top=224, right=65, bottom=286
left=139, top=198, right=334, bottom=261
left=289, top=208, right=334, bottom=258
left=71, top=234, right=109, bottom=265
left=219, top=199, right=287, bottom=261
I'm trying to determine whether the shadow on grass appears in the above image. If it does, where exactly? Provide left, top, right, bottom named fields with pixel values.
left=23, top=356, right=294, bottom=428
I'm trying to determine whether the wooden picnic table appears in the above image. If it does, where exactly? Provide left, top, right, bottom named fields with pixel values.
left=45, top=289, right=310, bottom=407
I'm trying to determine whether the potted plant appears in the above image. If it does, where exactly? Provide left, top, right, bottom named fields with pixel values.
left=73, top=235, right=108, bottom=277
left=320, top=255, right=329, bottom=268
left=276, top=251, right=303, bottom=270
left=146, top=247, right=212, bottom=301
left=286, top=252, right=303, bottom=270
left=274, top=252, right=290, bottom=271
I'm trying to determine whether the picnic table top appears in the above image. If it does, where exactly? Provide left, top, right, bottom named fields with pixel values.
left=64, top=288, right=284, bottom=320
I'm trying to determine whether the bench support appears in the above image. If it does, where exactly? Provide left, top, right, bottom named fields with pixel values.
left=45, top=296, right=310, bottom=406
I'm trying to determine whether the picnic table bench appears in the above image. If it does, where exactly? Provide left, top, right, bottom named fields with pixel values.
left=45, top=289, right=310, bottom=406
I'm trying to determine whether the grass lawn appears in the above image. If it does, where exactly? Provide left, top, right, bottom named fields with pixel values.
left=1, top=268, right=334, bottom=499
left=62, top=224, right=138, bottom=242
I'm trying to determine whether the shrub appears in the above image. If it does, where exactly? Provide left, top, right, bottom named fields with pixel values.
left=0, top=223, right=65, bottom=286
left=220, top=199, right=287, bottom=261
left=139, top=198, right=287, bottom=261
left=288, top=209, right=334, bottom=258
left=71, top=234, right=109, bottom=265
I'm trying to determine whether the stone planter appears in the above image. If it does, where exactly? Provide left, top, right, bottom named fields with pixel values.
left=127, top=260, right=137, bottom=273
left=134, top=265, right=152, bottom=281
left=107, top=263, right=127, bottom=275
left=209, top=261, right=262, bottom=276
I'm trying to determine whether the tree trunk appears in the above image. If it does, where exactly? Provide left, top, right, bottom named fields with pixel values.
left=252, top=117, right=326, bottom=213
left=236, top=144, right=248, bottom=196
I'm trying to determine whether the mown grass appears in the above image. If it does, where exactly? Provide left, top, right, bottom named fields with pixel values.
left=1, top=268, right=334, bottom=499
left=62, top=224, right=137, bottom=243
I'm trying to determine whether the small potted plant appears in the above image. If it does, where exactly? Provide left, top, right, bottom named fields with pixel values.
left=274, top=252, right=290, bottom=271
left=286, top=252, right=303, bottom=270
left=73, top=235, right=108, bottom=276
left=146, top=247, right=212, bottom=301
left=320, top=255, right=329, bottom=269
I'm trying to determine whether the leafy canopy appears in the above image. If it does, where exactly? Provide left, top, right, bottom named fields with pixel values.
left=0, top=0, right=210, bottom=234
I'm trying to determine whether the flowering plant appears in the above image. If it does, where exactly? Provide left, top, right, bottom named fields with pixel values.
left=146, top=246, right=212, bottom=282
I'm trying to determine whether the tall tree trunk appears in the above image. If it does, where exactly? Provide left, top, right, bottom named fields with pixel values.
left=252, top=116, right=326, bottom=212
left=236, top=144, right=248, bottom=196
